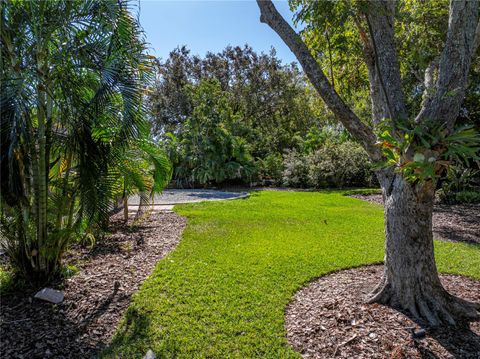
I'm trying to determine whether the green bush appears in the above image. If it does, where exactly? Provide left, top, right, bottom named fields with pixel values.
left=307, top=141, right=375, bottom=188
left=438, top=165, right=480, bottom=204
left=282, top=150, right=310, bottom=187
left=281, top=141, right=375, bottom=188
left=256, top=153, right=284, bottom=185
left=453, top=191, right=480, bottom=203
left=165, top=80, right=256, bottom=187
left=438, top=190, right=480, bottom=204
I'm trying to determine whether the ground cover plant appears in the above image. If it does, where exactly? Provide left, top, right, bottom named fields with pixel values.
left=105, top=191, right=480, bottom=358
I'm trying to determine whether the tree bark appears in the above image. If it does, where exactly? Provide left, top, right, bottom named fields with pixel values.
left=365, top=0, right=408, bottom=122
left=415, top=0, right=479, bottom=128
left=354, top=15, right=389, bottom=124
left=371, top=173, right=480, bottom=325
left=257, top=0, right=480, bottom=327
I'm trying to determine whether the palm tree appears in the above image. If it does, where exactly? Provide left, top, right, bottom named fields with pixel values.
left=117, top=136, right=173, bottom=222
left=0, top=0, right=171, bottom=282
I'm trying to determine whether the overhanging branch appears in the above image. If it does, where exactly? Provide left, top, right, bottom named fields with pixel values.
left=256, top=0, right=382, bottom=161
left=474, top=19, right=480, bottom=55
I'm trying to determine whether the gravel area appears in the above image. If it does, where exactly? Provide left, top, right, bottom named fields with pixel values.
left=350, top=194, right=480, bottom=244
left=129, top=189, right=249, bottom=205
left=0, top=212, right=186, bottom=358
left=286, top=265, right=480, bottom=359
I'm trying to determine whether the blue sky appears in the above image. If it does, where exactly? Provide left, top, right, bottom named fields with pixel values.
left=138, top=0, right=300, bottom=64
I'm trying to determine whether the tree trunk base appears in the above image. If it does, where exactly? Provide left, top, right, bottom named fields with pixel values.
left=367, top=278, right=480, bottom=327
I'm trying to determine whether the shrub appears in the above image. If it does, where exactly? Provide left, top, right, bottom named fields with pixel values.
left=281, top=141, right=375, bottom=189
left=438, top=165, right=480, bottom=204
left=438, top=190, right=480, bottom=204
left=282, top=150, right=310, bottom=187
left=165, top=80, right=256, bottom=187
left=307, top=141, right=375, bottom=188
left=453, top=191, right=480, bottom=203
left=256, top=153, right=284, bottom=185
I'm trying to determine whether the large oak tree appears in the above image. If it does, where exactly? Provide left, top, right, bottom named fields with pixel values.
left=257, top=0, right=479, bottom=326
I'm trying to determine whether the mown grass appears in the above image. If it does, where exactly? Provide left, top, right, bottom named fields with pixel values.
left=104, top=190, right=480, bottom=358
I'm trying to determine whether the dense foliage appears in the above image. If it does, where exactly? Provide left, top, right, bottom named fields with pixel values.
left=291, top=0, right=480, bottom=125
left=283, top=141, right=375, bottom=188
left=164, top=80, right=255, bottom=187
left=149, top=45, right=319, bottom=156
left=291, top=0, right=480, bottom=195
left=0, top=0, right=171, bottom=282
left=149, top=45, right=375, bottom=187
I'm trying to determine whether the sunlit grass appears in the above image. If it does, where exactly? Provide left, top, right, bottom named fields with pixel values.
left=104, top=190, right=479, bottom=358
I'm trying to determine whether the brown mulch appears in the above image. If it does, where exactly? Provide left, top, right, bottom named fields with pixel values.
left=350, top=194, right=480, bottom=244
left=0, top=211, right=186, bottom=359
left=286, top=265, right=480, bottom=359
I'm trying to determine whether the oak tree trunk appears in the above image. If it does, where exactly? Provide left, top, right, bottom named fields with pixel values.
left=256, top=0, right=480, bottom=326
left=370, top=173, right=480, bottom=326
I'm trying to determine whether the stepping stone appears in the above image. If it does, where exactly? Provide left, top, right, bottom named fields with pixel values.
left=34, top=288, right=64, bottom=304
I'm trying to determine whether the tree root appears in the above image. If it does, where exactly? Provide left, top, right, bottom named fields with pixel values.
left=366, top=280, right=480, bottom=327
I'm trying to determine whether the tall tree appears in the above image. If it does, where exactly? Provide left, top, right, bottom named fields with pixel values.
left=0, top=0, right=170, bottom=282
left=257, top=0, right=479, bottom=326
left=149, top=45, right=321, bottom=158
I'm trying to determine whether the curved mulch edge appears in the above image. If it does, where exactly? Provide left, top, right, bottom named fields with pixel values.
left=349, top=194, right=480, bottom=244
left=285, top=265, right=480, bottom=359
left=0, top=212, right=186, bottom=359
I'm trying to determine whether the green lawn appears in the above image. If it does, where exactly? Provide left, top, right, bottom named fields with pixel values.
left=104, top=191, right=480, bottom=358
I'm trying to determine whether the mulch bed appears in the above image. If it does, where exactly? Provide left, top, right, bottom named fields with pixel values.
left=350, top=194, right=480, bottom=244
left=0, top=211, right=186, bottom=359
left=286, top=265, right=480, bottom=359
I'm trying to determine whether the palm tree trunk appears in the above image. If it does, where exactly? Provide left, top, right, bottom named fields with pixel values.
left=36, top=84, right=48, bottom=275
left=123, top=196, right=129, bottom=222
left=35, top=31, right=50, bottom=277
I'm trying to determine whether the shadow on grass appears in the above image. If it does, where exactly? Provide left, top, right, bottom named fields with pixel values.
left=103, top=307, right=154, bottom=357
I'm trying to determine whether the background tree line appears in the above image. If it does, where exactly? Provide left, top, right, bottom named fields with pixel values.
left=148, top=45, right=377, bottom=188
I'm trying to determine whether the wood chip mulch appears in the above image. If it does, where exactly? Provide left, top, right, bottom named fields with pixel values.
left=285, top=265, right=480, bottom=359
left=350, top=194, right=480, bottom=244
left=0, top=211, right=186, bottom=359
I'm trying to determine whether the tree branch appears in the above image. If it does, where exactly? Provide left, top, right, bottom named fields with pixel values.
left=365, top=0, right=408, bottom=123
left=415, top=0, right=479, bottom=128
left=419, top=56, right=440, bottom=110
left=256, top=0, right=381, bottom=161
left=354, top=15, right=390, bottom=125
left=474, top=19, right=480, bottom=56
